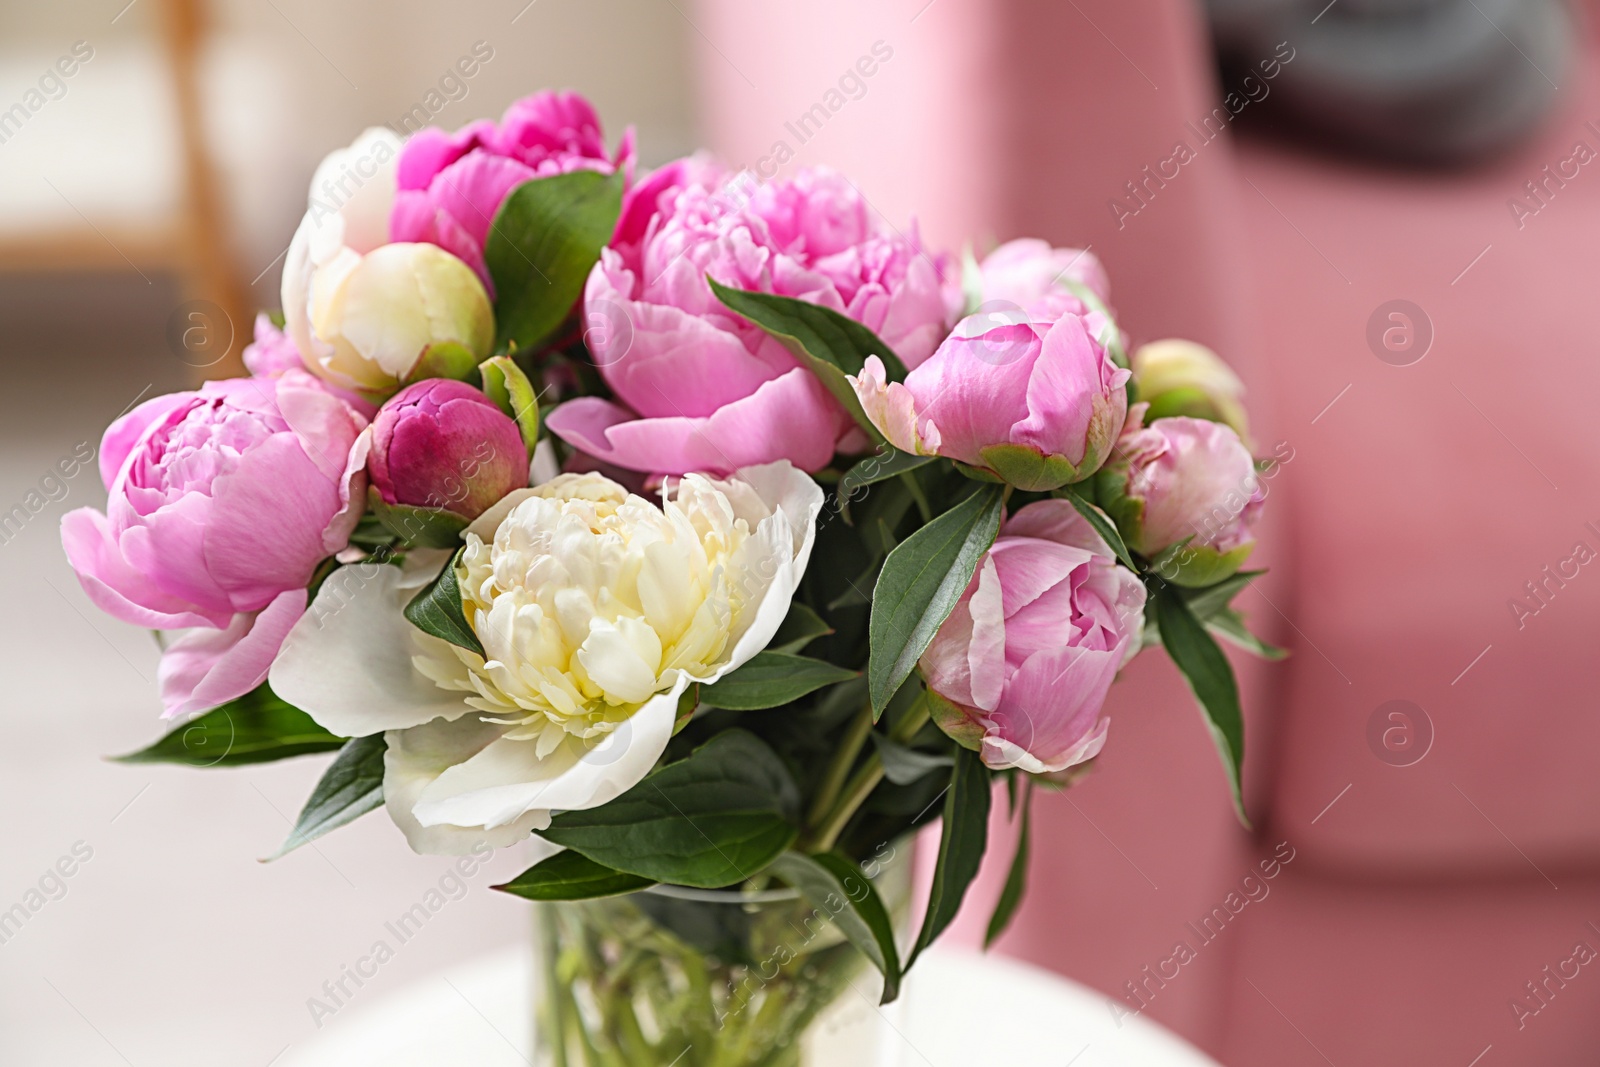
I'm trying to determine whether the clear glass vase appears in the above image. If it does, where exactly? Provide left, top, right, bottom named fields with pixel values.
left=531, top=846, right=910, bottom=1067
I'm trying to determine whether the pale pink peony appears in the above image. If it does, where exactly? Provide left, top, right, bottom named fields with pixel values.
left=850, top=311, right=1129, bottom=490
left=390, top=90, right=634, bottom=294
left=978, top=238, right=1110, bottom=322
left=546, top=161, right=954, bottom=477
left=921, top=500, right=1147, bottom=774
left=1100, top=415, right=1264, bottom=585
left=61, top=377, right=367, bottom=717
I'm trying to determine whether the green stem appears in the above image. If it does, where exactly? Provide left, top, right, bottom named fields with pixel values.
left=899, top=471, right=933, bottom=522
left=804, top=704, right=874, bottom=830
left=805, top=693, right=933, bottom=853
left=537, top=907, right=573, bottom=1067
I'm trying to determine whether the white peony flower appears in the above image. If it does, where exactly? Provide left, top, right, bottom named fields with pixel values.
left=269, top=462, right=824, bottom=855
left=280, top=127, right=493, bottom=398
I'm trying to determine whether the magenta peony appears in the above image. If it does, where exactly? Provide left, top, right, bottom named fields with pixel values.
left=367, top=379, right=529, bottom=521
left=390, top=90, right=635, bottom=294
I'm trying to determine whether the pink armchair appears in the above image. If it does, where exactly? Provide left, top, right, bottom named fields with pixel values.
left=690, top=1, right=1600, bottom=1062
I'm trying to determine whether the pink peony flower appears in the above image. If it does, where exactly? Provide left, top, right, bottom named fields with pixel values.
left=1099, top=415, right=1264, bottom=586
left=921, top=500, right=1147, bottom=774
left=390, top=90, right=635, bottom=294
left=547, top=162, right=954, bottom=477
left=978, top=238, right=1109, bottom=322
left=367, top=379, right=528, bottom=521
left=61, top=377, right=367, bottom=717
left=850, top=311, right=1129, bottom=490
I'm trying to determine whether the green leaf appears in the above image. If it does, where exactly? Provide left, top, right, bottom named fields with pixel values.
left=870, top=733, right=953, bottom=786
left=367, top=486, right=469, bottom=549
left=838, top=448, right=936, bottom=523
left=404, top=549, right=485, bottom=658
left=478, top=355, right=542, bottom=457
left=1181, top=569, right=1265, bottom=621
left=868, top=485, right=1005, bottom=719
left=485, top=170, right=624, bottom=352
left=985, top=783, right=1032, bottom=947
left=541, top=731, right=800, bottom=888
left=1154, top=583, right=1250, bottom=827
left=494, top=849, right=655, bottom=901
left=113, top=683, right=345, bottom=767
left=1058, top=485, right=1139, bottom=572
left=1207, top=607, right=1288, bottom=661
left=707, top=279, right=907, bottom=439
left=907, top=747, right=991, bottom=968
left=771, top=851, right=904, bottom=1004
left=769, top=601, right=833, bottom=654
left=698, top=652, right=858, bottom=711
left=267, top=734, right=386, bottom=860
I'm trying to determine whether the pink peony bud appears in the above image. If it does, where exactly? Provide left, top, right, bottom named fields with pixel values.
left=1099, top=415, right=1263, bottom=586
left=978, top=238, right=1110, bottom=321
left=367, top=379, right=529, bottom=521
left=849, top=311, right=1129, bottom=490
left=920, top=500, right=1147, bottom=773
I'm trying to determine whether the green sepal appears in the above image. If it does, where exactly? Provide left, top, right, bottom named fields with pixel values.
left=1149, top=540, right=1255, bottom=588
left=478, top=355, right=541, bottom=458
left=367, top=486, right=470, bottom=549
left=924, top=686, right=985, bottom=754
left=977, top=443, right=1082, bottom=493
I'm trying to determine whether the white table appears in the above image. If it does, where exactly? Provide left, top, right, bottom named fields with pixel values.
left=278, top=946, right=1224, bottom=1067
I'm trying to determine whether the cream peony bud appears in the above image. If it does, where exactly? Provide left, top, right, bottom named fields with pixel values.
left=1130, top=339, right=1250, bottom=445
left=281, top=127, right=494, bottom=399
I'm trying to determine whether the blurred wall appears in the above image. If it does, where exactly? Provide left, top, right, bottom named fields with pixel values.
left=0, top=0, right=697, bottom=283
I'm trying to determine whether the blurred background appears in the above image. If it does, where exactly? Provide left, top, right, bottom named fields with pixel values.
left=3, top=0, right=1599, bottom=1064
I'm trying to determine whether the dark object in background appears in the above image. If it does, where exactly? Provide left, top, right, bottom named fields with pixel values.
left=1205, top=0, right=1575, bottom=164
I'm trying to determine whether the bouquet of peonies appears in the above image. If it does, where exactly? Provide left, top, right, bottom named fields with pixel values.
left=63, top=89, right=1278, bottom=1047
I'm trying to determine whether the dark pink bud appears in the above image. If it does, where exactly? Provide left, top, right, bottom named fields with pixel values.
left=368, top=379, right=528, bottom=520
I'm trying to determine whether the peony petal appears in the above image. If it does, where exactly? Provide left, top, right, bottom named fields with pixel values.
left=989, top=642, right=1121, bottom=773
left=61, top=507, right=230, bottom=629
left=157, top=589, right=307, bottom=718
left=966, top=557, right=1006, bottom=713
left=98, top=392, right=194, bottom=491
left=203, top=434, right=344, bottom=611
left=383, top=716, right=547, bottom=855
left=1001, top=498, right=1115, bottom=560
left=546, top=369, right=843, bottom=477
left=706, top=461, right=824, bottom=674
left=412, top=685, right=678, bottom=830
left=268, top=556, right=474, bottom=738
